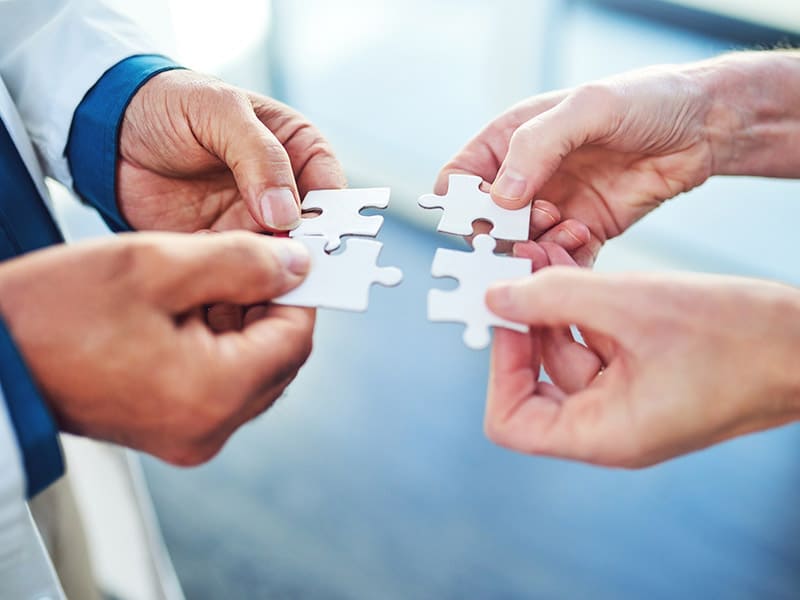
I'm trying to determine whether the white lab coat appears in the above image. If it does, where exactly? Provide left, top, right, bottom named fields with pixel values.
left=0, top=1, right=159, bottom=596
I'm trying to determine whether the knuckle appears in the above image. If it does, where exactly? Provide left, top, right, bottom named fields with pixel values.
left=111, top=236, right=174, bottom=296
left=262, top=138, right=293, bottom=170
left=508, top=121, right=540, bottom=152
left=205, top=81, right=249, bottom=110
left=571, top=82, right=620, bottom=112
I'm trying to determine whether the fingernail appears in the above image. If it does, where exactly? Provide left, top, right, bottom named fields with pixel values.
left=555, top=227, right=583, bottom=248
left=260, top=188, right=300, bottom=230
left=275, top=239, right=310, bottom=275
left=493, top=169, right=527, bottom=201
left=533, top=206, right=558, bottom=227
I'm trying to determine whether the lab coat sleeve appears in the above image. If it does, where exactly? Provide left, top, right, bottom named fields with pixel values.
left=0, top=0, right=165, bottom=187
left=67, top=55, right=182, bottom=232
left=0, top=391, right=64, bottom=599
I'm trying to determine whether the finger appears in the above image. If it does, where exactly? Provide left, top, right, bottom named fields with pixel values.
left=538, top=240, right=579, bottom=268
left=435, top=152, right=502, bottom=197
left=512, top=241, right=549, bottom=271
left=517, top=244, right=603, bottom=391
left=137, top=232, right=311, bottom=312
left=486, top=328, right=566, bottom=450
left=250, top=97, right=347, bottom=195
left=541, top=327, right=604, bottom=394
left=486, top=385, right=615, bottom=462
left=530, top=199, right=561, bottom=237
left=571, top=244, right=601, bottom=269
left=216, top=303, right=315, bottom=419
left=486, top=328, right=549, bottom=427
left=491, top=92, right=616, bottom=209
left=535, top=219, right=592, bottom=251
left=436, top=91, right=569, bottom=195
left=206, top=303, right=244, bottom=333
left=194, top=90, right=301, bottom=231
left=485, top=267, right=629, bottom=338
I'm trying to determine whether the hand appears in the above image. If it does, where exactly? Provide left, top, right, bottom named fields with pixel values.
left=118, top=70, right=346, bottom=233
left=437, top=65, right=720, bottom=266
left=0, top=232, right=315, bottom=465
left=484, top=267, right=800, bottom=467
left=440, top=52, right=800, bottom=266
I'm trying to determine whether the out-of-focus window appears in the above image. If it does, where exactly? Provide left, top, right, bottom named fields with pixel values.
left=667, top=0, right=800, bottom=33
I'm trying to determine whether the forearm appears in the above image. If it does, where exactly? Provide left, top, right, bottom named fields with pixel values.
left=697, top=50, right=800, bottom=178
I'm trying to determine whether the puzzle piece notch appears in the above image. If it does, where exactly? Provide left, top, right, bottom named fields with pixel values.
left=428, top=234, right=531, bottom=350
left=290, top=187, right=391, bottom=251
left=418, top=174, right=531, bottom=241
left=274, top=236, right=403, bottom=312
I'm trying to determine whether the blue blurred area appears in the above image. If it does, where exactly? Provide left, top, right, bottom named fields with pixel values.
left=144, top=217, right=800, bottom=599
left=138, top=1, right=800, bottom=597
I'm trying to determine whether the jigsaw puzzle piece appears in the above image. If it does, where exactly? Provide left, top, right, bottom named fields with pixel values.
left=427, top=234, right=530, bottom=350
left=418, top=174, right=531, bottom=241
left=290, top=187, right=390, bottom=251
left=274, top=236, right=402, bottom=312
left=428, top=289, right=493, bottom=350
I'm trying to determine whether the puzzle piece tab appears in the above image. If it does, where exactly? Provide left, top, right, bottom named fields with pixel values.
left=290, top=187, right=390, bottom=251
left=418, top=174, right=531, bottom=241
left=428, top=234, right=531, bottom=349
left=274, top=237, right=403, bottom=312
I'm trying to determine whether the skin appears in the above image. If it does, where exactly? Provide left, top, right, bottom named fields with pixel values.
left=442, top=50, right=800, bottom=465
left=115, top=69, right=348, bottom=334
left=485, top=265, right=800, bottom=468
left=4, top=70, right=346, bottom=464
left=117, top=69, right=346, bottom=232
left=0, top=233, right=313, bottom=466
left=439, top=51, right=800, bottom=267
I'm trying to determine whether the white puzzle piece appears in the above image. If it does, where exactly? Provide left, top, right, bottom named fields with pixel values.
left=418, top=174, right=531, bottom=241
left=428, top=234, right=531, bottom=350
left=274, top=236, right=403, bottom=312
left=290, top=187, right=391, bottom=251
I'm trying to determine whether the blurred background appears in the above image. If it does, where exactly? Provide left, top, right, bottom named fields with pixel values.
left=56, top=1, right=800, bottom=598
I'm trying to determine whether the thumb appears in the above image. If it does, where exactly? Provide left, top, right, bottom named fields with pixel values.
left=140, top=232, right=310, bottom=312
left=200, top=91, right=301, bottom=231
left=490, top=91, right=614, bottom=209
left=485, top=267, right=628, bottom=337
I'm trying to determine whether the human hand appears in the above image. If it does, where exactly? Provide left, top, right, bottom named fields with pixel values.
left=484, top=267, right=800, bottom=467
left=118, top=69, right=346, bottom=233
left=0, top=232, right=315, bottom=465
left=437, top=64, right=724, bottom=266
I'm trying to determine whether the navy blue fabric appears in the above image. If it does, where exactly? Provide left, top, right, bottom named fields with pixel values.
left=0, top=317, right=62, bottom=499
left=67, top=55, right=183, bottom=232
left=0, top=119, right=64, bottom=497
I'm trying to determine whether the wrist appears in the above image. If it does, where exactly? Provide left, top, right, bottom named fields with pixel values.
left=695, top=50, right=800, bottom=178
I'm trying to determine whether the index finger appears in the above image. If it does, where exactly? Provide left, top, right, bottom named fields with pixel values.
left=435, top=91, right=568, bottom=195
left=250, top=95, right=347, bottom=196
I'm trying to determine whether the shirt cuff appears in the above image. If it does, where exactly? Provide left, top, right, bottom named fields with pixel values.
left=0, top=316, right=62, bottom=498
left=67, top=55, right=184, bottom=233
